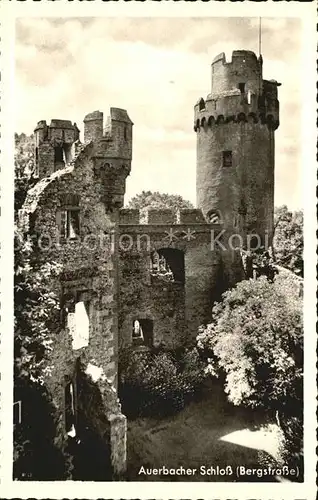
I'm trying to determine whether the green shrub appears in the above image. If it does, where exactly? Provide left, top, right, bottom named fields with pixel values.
left=197, top=274, right=302, bottom=411
left=119, top=347, right=206, bottom=418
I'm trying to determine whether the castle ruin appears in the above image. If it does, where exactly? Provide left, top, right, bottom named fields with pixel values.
left=18, top=50, right=280, bottom=479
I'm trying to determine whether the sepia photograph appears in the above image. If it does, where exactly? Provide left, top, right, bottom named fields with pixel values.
left=0, top=4, right=316, bottom=500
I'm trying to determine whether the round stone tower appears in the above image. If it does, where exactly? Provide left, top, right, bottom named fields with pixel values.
left=194, top=50, right=280, bottom=246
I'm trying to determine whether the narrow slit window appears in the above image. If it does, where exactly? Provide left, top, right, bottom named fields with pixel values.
left=34, top=147, right=39, bottom=177
left=54, top=146, right=64, bottom=163
left=222, top=150, right=232, bottom=168
left=67, top=209, right=80, bottom=239
left=65, top=382, right=76, bottom=437
left=13, top=401, right=22, bottom=425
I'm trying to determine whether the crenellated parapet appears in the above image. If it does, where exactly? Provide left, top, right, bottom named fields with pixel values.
left=33, top=107, right=133, bottom=210
left=119, top=208, right=210, bottom=225
left=34, top=119, right=80, bottom=179
left=194, top=50, right=280, bottom=132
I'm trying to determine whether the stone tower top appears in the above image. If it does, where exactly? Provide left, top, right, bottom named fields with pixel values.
left=34, top=119, right=80, bottom=178
left=211, top=50, right=263, bottom=96
left=194, top=49, right=280, bottom=131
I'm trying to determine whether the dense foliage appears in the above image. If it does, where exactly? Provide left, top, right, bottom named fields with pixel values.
left=273, top=205, right=303, bottom=276
left=119, top=347, right=206, bottom=418
left=197, top=273, right=303, bottom=413
left=15, top=133, right=37, bottom=213
left=14, top=135, right=73, bottom=479
left=14, top=225, right=73, bottom=479
left=126, top=190, right=194, bottom=211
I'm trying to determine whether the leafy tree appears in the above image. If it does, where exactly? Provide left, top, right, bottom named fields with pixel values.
left=273, top=205, right=303, bottom=276
left=126, top=190, right=194, bottom=212
left=197, top=273, right=303, bottom=416
left=14, top=225, right=72, bottom=479
left=15, top=133, right=37, bottom=214
left=14, top=135, right=73, bottom=479
left=119, top=347, right=206, bottom=418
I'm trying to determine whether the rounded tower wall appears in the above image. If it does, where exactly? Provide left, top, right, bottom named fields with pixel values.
left=196, top=121, right=275, bottom=242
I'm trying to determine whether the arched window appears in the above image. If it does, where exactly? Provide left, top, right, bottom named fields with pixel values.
left=199, top=98, right=205, bottom=111
left=207, top=209, right=222, bottom=224
left=132, top=319, right=153, bottom=347
left=151, top=248, right=185, bottom=284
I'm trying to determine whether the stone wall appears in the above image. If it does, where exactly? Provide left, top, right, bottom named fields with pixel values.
left=20, top=132, right=129, bottom=478
left=118, top=209, right=224, bottom=348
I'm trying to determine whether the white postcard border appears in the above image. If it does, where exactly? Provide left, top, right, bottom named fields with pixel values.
left=0, top=1, right=316, bottom=499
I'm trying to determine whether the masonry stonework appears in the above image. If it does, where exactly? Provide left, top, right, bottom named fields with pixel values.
left=20, top=108, right=133, bottom=478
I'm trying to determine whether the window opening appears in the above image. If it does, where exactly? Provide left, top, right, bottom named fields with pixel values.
left=13, top=401, right=22, bottom=425
left=222, top=150, right=232, bottom=168
left=54, top=146, right=64, bottom=163
left=238, top=82, right=246, bottom=93
left=67, top=209, right=80, bottom=239
left=63, top=143, right=73, bottom=164
left=132, top=319, right=153, bottom=347
left=67, top=293, right=90, bottom=350
left=207, top=210, right=221, bottom=224
left=199, top=98, right=205, bottom=111
left=65, top=382, right=76, bottom=438
left=150, top=248, right=185, bottom=284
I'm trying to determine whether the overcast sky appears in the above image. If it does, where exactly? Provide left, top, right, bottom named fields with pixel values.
left=15, top=17, right=302, bottom=209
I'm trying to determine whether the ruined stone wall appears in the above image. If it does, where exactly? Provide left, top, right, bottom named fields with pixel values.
left=118, top=209, right=223, bottom=349
left=20, top=142, right=127, bottom=478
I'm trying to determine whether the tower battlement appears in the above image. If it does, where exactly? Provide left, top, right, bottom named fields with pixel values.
left=34, top=119, right=80, bottom=178
left=211, top=50, right=262, bottom=96
left=194, top=49, right=280, bottom=132
left=34, top=107, right=133, bottom=188
left=119, top=208, right=210, bottom=225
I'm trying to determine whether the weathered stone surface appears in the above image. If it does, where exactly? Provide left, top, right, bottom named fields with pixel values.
left=20, top=107, right=133, bottom=479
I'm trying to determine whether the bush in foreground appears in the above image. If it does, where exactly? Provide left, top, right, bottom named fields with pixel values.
left=119, top=347, right=206, bottom=418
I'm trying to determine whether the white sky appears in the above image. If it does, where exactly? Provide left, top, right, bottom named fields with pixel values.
left=15, top=17, right=302, bottom=209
